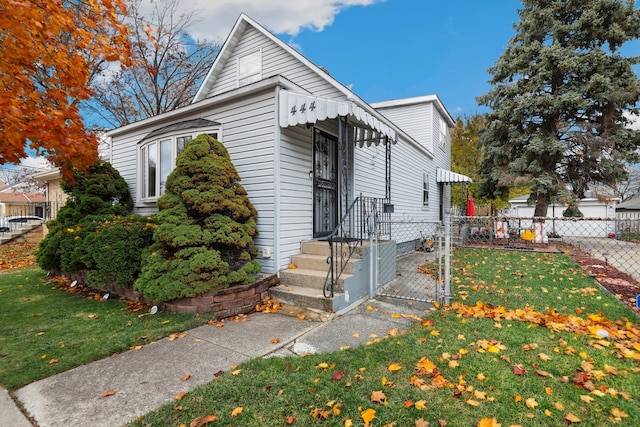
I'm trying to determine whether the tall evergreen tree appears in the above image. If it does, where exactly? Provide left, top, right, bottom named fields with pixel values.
left=477, top=0, right=640, bottom=217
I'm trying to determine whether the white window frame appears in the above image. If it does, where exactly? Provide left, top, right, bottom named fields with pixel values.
left=423, top=172, right=430, bottom=207
left=237, top=49, right=262, bottom=86
left=439, top=117, right=448, bottom=149
left=139, top=129, right=219, bottom=202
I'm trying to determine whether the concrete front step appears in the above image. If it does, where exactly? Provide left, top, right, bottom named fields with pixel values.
left=291, top=253, right=356, bottom=275
left=301, top=240, right=363, bottom=258
left=268, top=283, right=343, bottom=314
left=280, top=268, right=346, bottom=293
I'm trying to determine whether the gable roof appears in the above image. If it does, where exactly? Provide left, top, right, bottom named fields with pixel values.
left=192, top=14, right=403, bottom=145
left=617, top=195, right=640, bottom=210
left=194, top=13, right=360, bottom=105
left=0, top=192, right=45, bottom=203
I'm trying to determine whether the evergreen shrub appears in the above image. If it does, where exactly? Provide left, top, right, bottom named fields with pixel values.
left=36, top=161, right=147, bottom=288
left=83, top=215, right=156, bottom=288
left=135, top=134, right=261, bottom=303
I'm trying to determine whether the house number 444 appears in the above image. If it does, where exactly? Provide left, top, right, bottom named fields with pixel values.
left=290, top=101, right=316, bottom=115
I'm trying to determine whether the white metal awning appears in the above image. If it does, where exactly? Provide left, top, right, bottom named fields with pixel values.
left=436, top=168, right=472, bottom=183
left=278, top=90, right=397, bottom=145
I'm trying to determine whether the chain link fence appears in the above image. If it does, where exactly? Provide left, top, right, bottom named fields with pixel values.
left=452, top=216, right=640, bottom=283
left=375, top=220, right=443, bottom=303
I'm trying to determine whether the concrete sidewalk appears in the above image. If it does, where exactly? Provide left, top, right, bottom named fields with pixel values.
left=5, top=298, right=429, bottom=427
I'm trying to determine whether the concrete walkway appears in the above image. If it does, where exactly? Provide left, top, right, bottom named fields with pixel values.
left=3, top=298, right=429, bottom=427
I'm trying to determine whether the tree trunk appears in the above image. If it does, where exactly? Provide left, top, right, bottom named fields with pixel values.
left=533, top=194, right=549, bottom=220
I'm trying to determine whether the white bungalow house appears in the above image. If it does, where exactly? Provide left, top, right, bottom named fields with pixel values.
left=107, top=14, right=469, bottom=312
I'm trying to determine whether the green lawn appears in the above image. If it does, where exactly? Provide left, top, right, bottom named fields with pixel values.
left=131, top=249, right=639, bottom=427
left=0, top=268, right=211, bottom=390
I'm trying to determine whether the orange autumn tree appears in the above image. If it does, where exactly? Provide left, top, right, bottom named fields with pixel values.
left=0, top=0, right=131, bottom=180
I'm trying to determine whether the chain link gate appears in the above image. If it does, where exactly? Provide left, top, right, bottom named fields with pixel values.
left=374, top=219, right=445, bottom=303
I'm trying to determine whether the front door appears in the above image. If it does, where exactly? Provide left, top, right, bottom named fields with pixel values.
left=313, top=129, right=338, bottom=238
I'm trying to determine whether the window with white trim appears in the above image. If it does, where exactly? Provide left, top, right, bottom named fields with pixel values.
left=423, top=172, right=430, bottom=207
left=238, top=50, right=262, bottom=86
left=439, top=117, right=448, bottom=149
left=140, top=130, right=219, bottom=200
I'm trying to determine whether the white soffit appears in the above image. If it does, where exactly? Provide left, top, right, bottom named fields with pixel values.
left=436, top=168, right=472, bottom=183
left=279, top=90, right=397, bottom=145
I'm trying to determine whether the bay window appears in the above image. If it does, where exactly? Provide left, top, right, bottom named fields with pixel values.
left=139, top=119, right=220, bottom=201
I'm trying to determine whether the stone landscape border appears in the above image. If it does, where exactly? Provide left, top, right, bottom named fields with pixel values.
left=97, top=274, right=280, bottom=317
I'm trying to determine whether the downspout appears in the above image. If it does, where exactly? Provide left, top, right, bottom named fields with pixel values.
left=385, top=136, right=391, bottom=200
left=338, top=117, right=347, bottom=220
left=273, top=86, right=283, bottom=274
left=45, top=182, right=50, bottom=220
left=369, top=207, right=375, bottom=299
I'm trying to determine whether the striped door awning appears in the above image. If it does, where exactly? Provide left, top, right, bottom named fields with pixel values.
left=278, top=90, right=397, bottom=145
left=436, top=168, right=472, bottom=183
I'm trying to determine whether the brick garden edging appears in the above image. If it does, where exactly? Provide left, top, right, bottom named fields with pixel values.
left=102, top=274, right=279, bottom=317
left=163, top=274, right=280, bottom=316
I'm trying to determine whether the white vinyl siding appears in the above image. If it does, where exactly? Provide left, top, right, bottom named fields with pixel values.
left=111, top=89, right=279, bottom=273
left=110, top=13, right=457, bottom=276
left=278, top=126, right=314, bottom=269
left=376, top=103, right=434, bottom=153
left=353, top=134, right=440, bottom=224
left=204, top=26, right=343, bottom=100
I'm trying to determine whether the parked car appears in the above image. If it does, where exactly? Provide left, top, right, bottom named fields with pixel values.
left=0, top=216, right=44, bottom=233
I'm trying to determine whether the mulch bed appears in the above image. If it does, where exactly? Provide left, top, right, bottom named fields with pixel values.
left=557, top=242, right=640, bottom=316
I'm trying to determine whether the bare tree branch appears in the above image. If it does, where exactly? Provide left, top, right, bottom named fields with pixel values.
left=84, top=0, right=221, bottom=128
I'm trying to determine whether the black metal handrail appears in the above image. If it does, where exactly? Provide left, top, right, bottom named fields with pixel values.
left=323, top=196, right=364, bottom=298
left=322, top=195, right=392, bottom=298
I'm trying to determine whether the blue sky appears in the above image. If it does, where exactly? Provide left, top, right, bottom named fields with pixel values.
left=185, top=0, right=523, bottom=118
left=184, top=0, right=638, bottom=119
left=282, top=1, right=521, bottom=118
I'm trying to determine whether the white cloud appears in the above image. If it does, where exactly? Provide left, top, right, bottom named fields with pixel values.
left=138, top=0, right=380, bottom=42
left=20, top=156, right=52, bottom=170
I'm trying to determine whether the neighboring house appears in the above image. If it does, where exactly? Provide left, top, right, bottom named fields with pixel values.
left=616, top=195, right=640, bottom=220
left=108, top=14, right=469, bottom=311
left=31, top=169, right=68, bottom=220
left=30, top=133, right=111, bottom=222
left=0, top=190, right=46, bottom=218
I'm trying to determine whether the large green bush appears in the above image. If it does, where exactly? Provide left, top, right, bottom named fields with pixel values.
left=36, top=161, right=149, bottom=289
left=135, top=134, right=261, bottom=303
left=83, top=216, right=156, bottom=288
